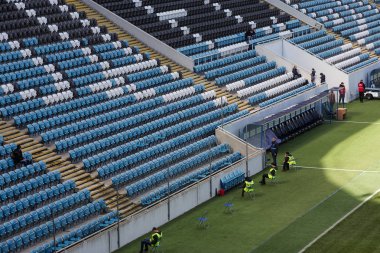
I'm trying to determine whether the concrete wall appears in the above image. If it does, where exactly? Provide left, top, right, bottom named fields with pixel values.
left=80, top=0, right=194, bottom=71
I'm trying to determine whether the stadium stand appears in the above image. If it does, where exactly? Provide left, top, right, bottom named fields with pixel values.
left=94, top=0, right=291, bottom=48
left=288, top=29, right=379, bottom=72
left=0, top=0, right=252, bottom=251
left=281, top=0, right=380, bottom=70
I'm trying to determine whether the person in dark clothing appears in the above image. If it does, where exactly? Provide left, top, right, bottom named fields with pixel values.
left=358, top=80, right=365, bottom=103
left=11, top=145, right=23, bottom=165
left=241, top=177, right=254, bottom=197
left=339, top=82, right=346, bottom=107
left=283, top=152, right=296, bottom=171
left=245, top=28, right=255, bottom=42
left=270, top=137, right=278, bottom=166
left=292, top=66, right=300, bottom=79
left=140, top=227, right=162, bottom=253
left=328, top=90, right=336, bottom=114
left=311, top=68, right=316, bottom=83
left=320, top=73, right=326, bottom=83
left=260, top=163, right=277, bottom=185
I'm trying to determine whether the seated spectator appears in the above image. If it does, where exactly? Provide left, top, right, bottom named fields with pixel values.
left=11, top=145, right=23, bottom=165
left=245, top=28, right=255, bottom=42
left=140, top=227, right=162, bottom=253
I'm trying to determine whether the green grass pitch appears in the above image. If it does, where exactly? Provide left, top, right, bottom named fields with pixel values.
left=116, top=100, right=380, bottom=253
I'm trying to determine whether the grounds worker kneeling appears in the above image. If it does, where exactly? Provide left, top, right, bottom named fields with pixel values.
left=260, top=163, right=277, bottom=185
left=140, top=227, right=162, bottom=253
left=242, top=177, right=254, bottom=197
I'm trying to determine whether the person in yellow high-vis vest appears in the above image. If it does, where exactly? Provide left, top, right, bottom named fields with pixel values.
left=241, top=177, right=254, bottom=197
left=260, top=163, right=277, bottom=185
left=140, top=227, right=162, bottom=253
left=283, top=152, right=296, bottom=171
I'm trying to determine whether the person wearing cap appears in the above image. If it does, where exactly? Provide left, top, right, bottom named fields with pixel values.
left=140, top=227, right=162, bottom=253
left=260, top=163, right=277, bottom=185
left=242, top=177, right=254, bottom=197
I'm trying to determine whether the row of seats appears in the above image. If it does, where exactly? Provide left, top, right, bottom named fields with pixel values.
left=31, top=211, right=119, bottom=253
left=70, top=97, right=225, bottom=162
left=125, top=143, right=232, bottom=196
left=58, top=88, right=208, bottom=154
left=112, top=136, right=217, bottom=188
left=0, top=171, right=61, bottom=204
left=0, top=180, right=76, bottom=221
left=0, top=161, right=47, bottom=189
left=220, top=169, right=245, bottom=191
left=0, top=189, right=91, bottom=240
left=0, top=200, right=107, bottom=253
left=95, top=109, right=247, bottom=181
left=141, top=152, right=243, bottom=205
left=94, top=106, right=242, bottom=176
left=0, top=152, right=32, bottom=173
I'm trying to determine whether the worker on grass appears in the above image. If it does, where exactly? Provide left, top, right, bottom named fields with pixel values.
left=242, top=177, right=254, bottom=197
left=260, top=163, right=277, bottom=185
left=140, top=227, right=162, bottom=253
left=283, top=152, right=296, bottom=171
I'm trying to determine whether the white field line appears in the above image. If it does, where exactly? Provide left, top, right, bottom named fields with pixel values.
left=249, top=170, right=365, bottom=253
left=298, top=187, right=380, bottom=253
left=331, top=120, right=380, bottom=125
left=295, top=165, right=380, bottom=173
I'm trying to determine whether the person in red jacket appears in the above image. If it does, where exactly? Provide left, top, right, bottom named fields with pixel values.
left=358, top=80, right=365, bottom=103
left=338, top=82, right=346, bottom=107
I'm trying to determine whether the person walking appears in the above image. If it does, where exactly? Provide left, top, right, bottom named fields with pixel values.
left=338, top=82, right=346, bottom=107
left=358, top=80, right=365, bottom=103
left=311, top=68, right=316, bottom=83
left=140, top=227, right=162, bottom=253
left=270, top=137, right=278, bottom=166
left=260, top=163, right=277, bottom=185
left=242, top=177, right=254, bottom=197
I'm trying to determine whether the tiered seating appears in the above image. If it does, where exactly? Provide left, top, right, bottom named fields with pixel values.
left=95, top=0, right=292, bottom=48
left=194, top=48, right=315, bottom=108
left=0, top=2, right=248, bottom=251
left=141, top=152, right=243, bottom=206
left=289, top=30, right=379, bottom=72
left=282, top=0, right=380, bottom=59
